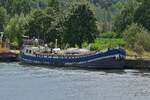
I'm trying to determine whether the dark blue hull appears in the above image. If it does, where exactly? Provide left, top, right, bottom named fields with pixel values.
left=75, top=57, right=125, bottom=69
left=19, top=48, right=126, bottom=69
left=20, top=57, right=125, bottom=69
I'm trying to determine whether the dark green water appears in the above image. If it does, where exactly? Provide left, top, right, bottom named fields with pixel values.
left=0, top=63, right=150, bottom=100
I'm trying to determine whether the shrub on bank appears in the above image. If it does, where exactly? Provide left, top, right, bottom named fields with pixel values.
left=82, top=38, right=126, bottom=50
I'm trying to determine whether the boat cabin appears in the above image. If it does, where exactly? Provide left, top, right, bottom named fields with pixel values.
left=22, top=46, right=38, bottom=55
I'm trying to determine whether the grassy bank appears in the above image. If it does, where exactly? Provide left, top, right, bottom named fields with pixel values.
left=83, top=38, right=126, bottom=50
left=126, top=49, right=150, bottom=58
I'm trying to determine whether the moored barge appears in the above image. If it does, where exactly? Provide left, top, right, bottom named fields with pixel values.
left=19, top=39, right=126, bottom=69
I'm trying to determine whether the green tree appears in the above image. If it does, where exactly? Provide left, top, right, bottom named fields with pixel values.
left=5, top=14, right=27, bottom=47
left=136, top=0, right=144, bottom=3
left=134, top=0, right=150, bottom=31
left=64, top=4, right=98, bottom=47
left=0, top=6, right=7, bottom=32
left=26, top=9, right=56, bottom=43
left=113, top=0, right=139, bottom=36
left=45, top=6, right=65, bottom=47
left=0, top=0, right=13, bottom=14
left=48, top=0, right=59, bottom=10
left=11, top=0, right=32, bottom=15
left=123, top=23, right=150, bottom=55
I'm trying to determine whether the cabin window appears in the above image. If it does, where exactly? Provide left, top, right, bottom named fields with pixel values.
left=26, top=49, right=28, bottom=53
left=29, top=50, right=32, bottom=54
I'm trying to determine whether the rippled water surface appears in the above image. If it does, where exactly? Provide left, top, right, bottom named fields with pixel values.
left=0, top=63, right=150, bottom=100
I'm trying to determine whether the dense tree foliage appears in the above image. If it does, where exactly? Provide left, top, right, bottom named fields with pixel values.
left=64, top=4, right=98, bottom=47
left=113, top=0, right=150, bottom=53
left=5, top=14, right=28, bottom=46
left=123, top=23, right=150, bottom=54
left=0, top=6, right=7, bottom=32
left=26, top=9, right=54, bottom=42
left=113, top=0, right=139, bottom=36
left=134, top=0, right=150, bottom=31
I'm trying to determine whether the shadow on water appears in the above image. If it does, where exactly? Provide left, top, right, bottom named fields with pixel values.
left=19, top=62, right=128, bottom=74
left=17, top=62, right=150, bottom=78
left=100, top=69, right=150, bottom=79
left=134, top=69, right=150, bottom=78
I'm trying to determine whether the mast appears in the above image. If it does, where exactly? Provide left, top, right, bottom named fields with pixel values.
left=0, top=32, right=4, bottom=48
left=55, top=39, right=58, bottom=48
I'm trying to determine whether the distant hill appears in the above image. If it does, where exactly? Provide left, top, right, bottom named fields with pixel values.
left=90, top=0, right=119, bottom=7
left=0, top=0, right=128, bottom=32
left=87, top=0, right=128, bottom=32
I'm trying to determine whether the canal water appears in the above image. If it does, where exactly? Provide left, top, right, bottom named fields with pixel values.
left=0, top=63, right=150, bottom=100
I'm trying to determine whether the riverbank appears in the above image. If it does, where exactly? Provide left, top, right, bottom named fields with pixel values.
left=125, top=49, right=150, bottom=69
left=125, top=57, right=150, bottom=69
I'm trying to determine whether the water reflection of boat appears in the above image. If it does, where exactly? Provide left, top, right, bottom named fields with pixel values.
left=0, top=32, right=17, bottom=62
left=19, top=38, right=126, bottom=69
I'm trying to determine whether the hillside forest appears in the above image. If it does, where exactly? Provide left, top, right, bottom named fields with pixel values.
left=0, top=0, right=150, bottom=56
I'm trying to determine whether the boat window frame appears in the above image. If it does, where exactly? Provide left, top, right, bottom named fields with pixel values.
left=29, top=50, right=32, bottom=54
left=26, top=49, right=29, bottom=53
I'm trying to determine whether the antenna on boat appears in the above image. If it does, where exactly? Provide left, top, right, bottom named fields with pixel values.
left=55, top=39, right=58, bottom=48
left=0, top=32, right=3, bottom=41
left=0, top=32, right=4, bottom=47
left=0, top=32, right=4, bottom=48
